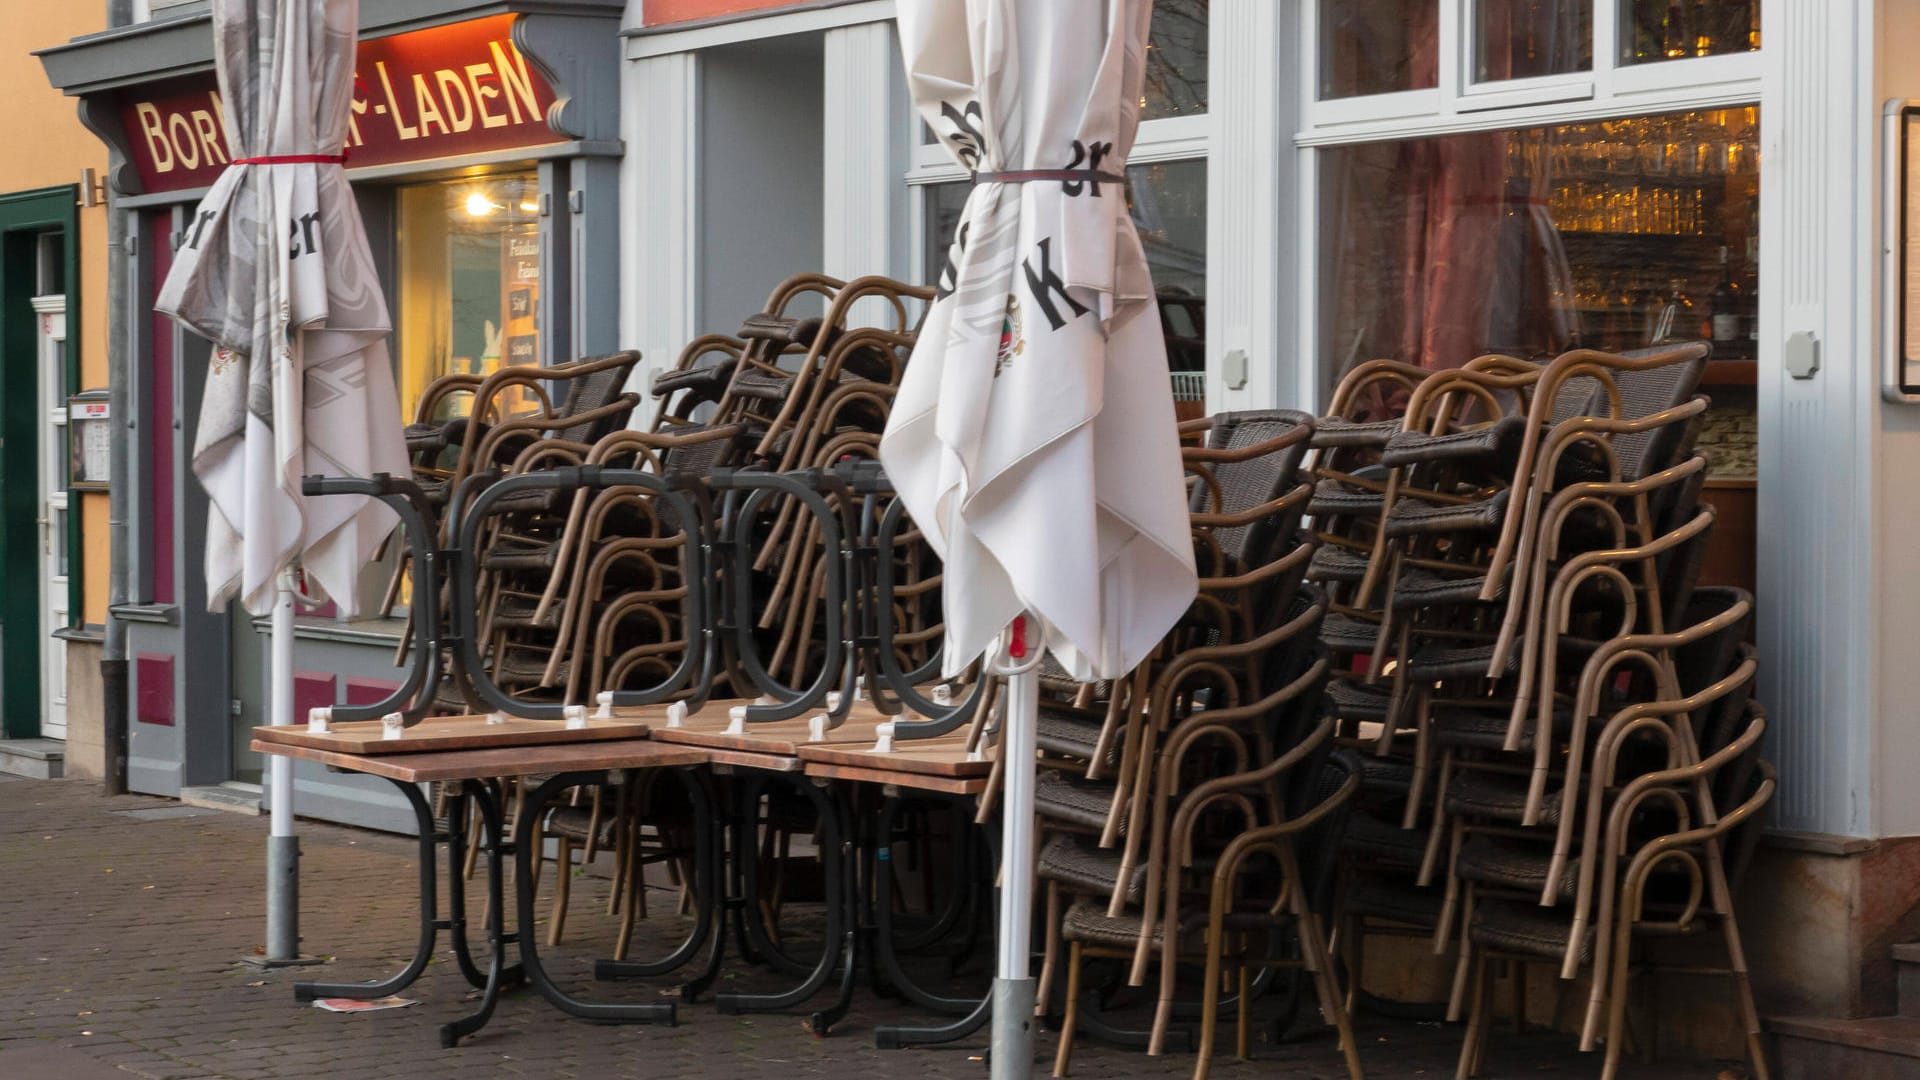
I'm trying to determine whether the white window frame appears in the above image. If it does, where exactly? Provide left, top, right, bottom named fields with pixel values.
left=1293, top=0, right=1763, bottom=407
left=1301, top=1, right=1761, bottom=140
left=905, top=70, right=1214, bottom=291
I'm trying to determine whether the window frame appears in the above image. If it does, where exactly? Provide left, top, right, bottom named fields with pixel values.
left=1300, top=1, right=1761, bottom=138
left=1293, top=0, right=1763, bottom=406
left=906, top=69, right=1213, bottom=296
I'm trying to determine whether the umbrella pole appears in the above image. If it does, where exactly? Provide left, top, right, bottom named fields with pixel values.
left=991, top=617, right=1041, bottom=1080
left=265, top=572, right=301, bottom=963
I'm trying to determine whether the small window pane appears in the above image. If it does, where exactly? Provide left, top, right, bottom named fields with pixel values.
left=1622, top=0, right=1760, bottom=65
left=395, top=173, right=542, bottom=424
left=1318, top=106, right=1759, bottom=385
left=1319, top=0, right=1438, bottom=101
left=1474, top=0, right=1592, bottom=82
left=1143, top=0, right=1208, bottom=120
left=922, top=159, right=1208, bottom=394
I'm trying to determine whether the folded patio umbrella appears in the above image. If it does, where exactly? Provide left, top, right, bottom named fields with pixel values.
left=155, top=0, right=407, bottom=964
left=157, top=0, right=406, bottom=619
left=885, top=2, right=1197, bottom=1075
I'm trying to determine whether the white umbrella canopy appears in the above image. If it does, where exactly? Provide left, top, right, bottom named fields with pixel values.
left=887, top=2, right=1198, bottom=1075
left=157, top=0, right=407, bottom=618
left=885, top=0, right=1198, bottom=685
left=154, top=0, right=408, bottom=965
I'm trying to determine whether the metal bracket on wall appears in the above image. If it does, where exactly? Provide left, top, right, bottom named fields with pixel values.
left=1785, top=330, right=1821, bottom=380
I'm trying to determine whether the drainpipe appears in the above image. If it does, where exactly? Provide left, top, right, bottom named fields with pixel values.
left=100, top=0, right=134, bottom=796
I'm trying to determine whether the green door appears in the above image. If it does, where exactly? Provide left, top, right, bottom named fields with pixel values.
left=0, top=186, right=78, bottom=740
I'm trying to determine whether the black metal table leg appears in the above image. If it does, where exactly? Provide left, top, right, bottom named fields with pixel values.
left=873, top=795, right=998, bottom=1049
left=806, top=817, right=861, bottom=1035
left=872, top=795, right=986, bottom=1019
left=591, top=767, right=716, bottom=983
left=715, top=774, right=846, bottom=1016
left=440, top=784, right=490, bottom=989
left=440, top=778, right=522, bottom=1047
left=515, top=771, right=678, bottom=1025
left=294, top=781, right=452, bottom=1003
left=675, top=771, right=737, bottom=1002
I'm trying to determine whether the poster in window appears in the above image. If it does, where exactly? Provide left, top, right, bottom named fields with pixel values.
left=1885, top=100, right=1920, bottom=400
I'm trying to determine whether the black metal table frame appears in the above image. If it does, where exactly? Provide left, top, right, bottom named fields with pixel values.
left=513, top=766, right=716, bottom=1026
left=291, top=776, right=521, bottom=1048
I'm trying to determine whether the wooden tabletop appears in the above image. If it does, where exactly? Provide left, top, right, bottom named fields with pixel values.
left=642, top=701, right=892, bottom=756
left=249, top=737, right=707, bottom=783
left=252, top=713, right=653, bottom=756
left=796, top=733, right=992, bottom=778
left=801, top=760, right=987, bottom=796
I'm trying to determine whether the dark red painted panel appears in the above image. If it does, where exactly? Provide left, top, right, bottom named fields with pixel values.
left=294, top=671, right=336, bottom=723
left=136, top=653, right=175, bottom=726
left=644, top=0, right=805, bottom=26
left=147, top=212, right=176, bottom=606
left=344, top=678, right=401, bottom=707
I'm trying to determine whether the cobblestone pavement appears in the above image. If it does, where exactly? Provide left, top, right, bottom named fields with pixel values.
left=0, top=776, right=1739, bottom=1079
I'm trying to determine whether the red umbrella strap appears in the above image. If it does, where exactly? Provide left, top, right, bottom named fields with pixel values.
left=972, top=169, right=1124, bottom=185
left=232, top=153, right=349, bottom=164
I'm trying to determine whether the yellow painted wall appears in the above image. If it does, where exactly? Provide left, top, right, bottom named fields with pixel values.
left=17, top=6, right=110, bottom=626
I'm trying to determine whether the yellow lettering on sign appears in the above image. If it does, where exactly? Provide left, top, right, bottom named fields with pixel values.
left=166, top=112, right=200, bottom=170
left=466, top=63, right=507, bottom=129
left=434, top=69, right=475, bottom=133
left=190, top=108, right=227, bottom=166
left=411, top=72, right=450, bottom=137
left=134, top=102, right=175, bottom=173
left=348, top=87, right=366, bottom=147
left=376, top=61, right=420, bottom=140
left=489, top=40, right=541, bottom=127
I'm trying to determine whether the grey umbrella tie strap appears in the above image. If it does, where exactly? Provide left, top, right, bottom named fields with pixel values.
left=972, top=168, right=1125, bottom=185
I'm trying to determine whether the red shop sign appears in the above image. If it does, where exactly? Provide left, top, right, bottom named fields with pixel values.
left=119, top=14, right=562, bottom=194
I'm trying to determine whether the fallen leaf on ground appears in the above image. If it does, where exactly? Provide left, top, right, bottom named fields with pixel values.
left=245, top=981, right=266, bottom=988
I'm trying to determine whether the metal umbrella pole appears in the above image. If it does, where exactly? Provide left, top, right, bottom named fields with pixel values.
left=989, top=615, right=1043, bottom=1080
left=264, top=570, right=301, bottom=963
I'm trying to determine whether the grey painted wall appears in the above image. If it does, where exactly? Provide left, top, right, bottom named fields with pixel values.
left=698, top=33, right=826, bottom=332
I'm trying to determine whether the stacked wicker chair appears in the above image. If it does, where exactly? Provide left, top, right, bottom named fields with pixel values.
left=1021, top=411, right=1364, bottom=1080
left=1309, top=343, right=1774, bottom=1080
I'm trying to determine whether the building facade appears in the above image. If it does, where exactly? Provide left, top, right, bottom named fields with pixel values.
left=614, top=0, right=1920, bottom=1045
left=0, top=5, right=114, bottom=785
left=39, top=0, right=629, bottom=828
left=32, top=0, right=1920, bottom=1054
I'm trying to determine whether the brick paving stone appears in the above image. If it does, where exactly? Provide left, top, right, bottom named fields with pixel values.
left=0, top=777, right=1740, bottom=1079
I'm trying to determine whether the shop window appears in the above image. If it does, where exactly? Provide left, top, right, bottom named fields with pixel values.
left=394, top=172, right=541, bottom=423
left=1622, top=0, right=1759, bottom=65
left=1144, top=0, right=1209, bottom=120
left=1316, top=105, right=1758, bottom=480
left=916, top=0, right=1209, bottom=146
left=921, top=159, right=1208, bottom=401
left=1474, top=0, right=1593, bottom=81
left=1318, top=0, right=1439, bottom=101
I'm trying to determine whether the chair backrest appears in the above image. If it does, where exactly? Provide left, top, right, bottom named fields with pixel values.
left=556, top=352, right=642, bottom=445
left=1582, top=341, right=1710, bottom=482
left=1190, top=409, right=1316, bottom=571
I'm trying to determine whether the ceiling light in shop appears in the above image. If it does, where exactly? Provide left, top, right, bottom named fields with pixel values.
left=519, top=200, right=539, bottom=214
left=464, top=192, right=501, bottom=217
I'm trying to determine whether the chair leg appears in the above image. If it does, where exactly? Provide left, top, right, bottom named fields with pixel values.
left=1456, top=951, right=1490, bottom=1080
left=1053, top=941, right=1082, bottom=1078
left=1400, top=690, right=1433, bottom=830
left=547, top=836, right=574, bottom=948
left=1447, top=883, right=1477, bottom=1023
left=1035, top=882, right=1061, bottom=1016
left=1342, top=911, right=1364, bottom=1015
left=1235, top=961, right=1251, bottom=1062
left=1194, top=924, right=1224, bottom=1080
left=1720, top=912, right=1773, bottom=1080
left=1299, top=911, right=1363, bottom=1080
